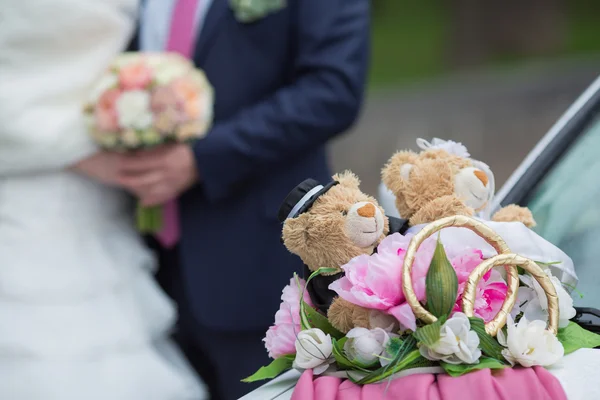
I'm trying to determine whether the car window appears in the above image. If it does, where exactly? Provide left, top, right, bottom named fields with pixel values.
left=525, top=114, right=600, bottom=307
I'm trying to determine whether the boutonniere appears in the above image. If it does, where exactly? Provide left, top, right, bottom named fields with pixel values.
left=230, top=0, right=286, bottom=23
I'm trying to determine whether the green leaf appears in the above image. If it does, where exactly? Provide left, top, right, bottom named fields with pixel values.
left=534, top=260, right=562, bottom=267
left=302, top=301, right=344, bottom=339
left=332, top=337, right=374, bottom=371
left=385, top=337, right=404, bottom=358
left=354, top=336, right=418, bottom=384
left=413, top=317, right=445, bottom=347
left=441, top=357, right=507, bottom=377
left=557, top=322, right=600, bottom=355
left=426, top=237, right=458, bottom=318
left=332, top=338, right=354, bottom=369
left=298, top=268, right=344, bottom=339
left=468, top=317, right=505, bottom=360
left=357, top=350, right=422, bottom=384
left=241, top=355, right=294, bottom=382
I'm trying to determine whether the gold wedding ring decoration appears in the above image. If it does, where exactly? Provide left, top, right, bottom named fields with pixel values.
left=401, top=215, right=559, bottom=336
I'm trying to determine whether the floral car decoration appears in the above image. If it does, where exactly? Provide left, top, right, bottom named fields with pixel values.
left=244, top=216, right=600, bottom=384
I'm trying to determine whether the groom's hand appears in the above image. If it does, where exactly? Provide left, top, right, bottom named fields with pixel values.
left=117, top=144, right=198, bottom=206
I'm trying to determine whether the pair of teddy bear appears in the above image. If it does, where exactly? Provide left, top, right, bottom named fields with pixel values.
left=278, top=141, right=535, bottom=333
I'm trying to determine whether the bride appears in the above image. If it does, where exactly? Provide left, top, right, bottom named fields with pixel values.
left=0, top=1, right=205, bottom=399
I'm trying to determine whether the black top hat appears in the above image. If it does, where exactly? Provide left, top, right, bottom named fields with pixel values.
left=277, top=178, right=339, bottom=223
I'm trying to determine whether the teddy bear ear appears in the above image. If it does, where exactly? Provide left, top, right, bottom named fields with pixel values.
left=281, top=214, right=310, bottom=255
left=333, top=170, right=361, bottom=189
left=381, top=150, right=418, bottom=193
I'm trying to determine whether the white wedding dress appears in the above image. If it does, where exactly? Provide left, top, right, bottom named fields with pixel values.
left=0, top=1, right=206, bottom=399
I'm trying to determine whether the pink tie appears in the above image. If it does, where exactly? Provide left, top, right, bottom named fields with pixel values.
left=156, top=0, right=200, bottom=248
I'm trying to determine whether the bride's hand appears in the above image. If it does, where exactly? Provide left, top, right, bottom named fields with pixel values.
left=70, top=151, right=122, bottom=186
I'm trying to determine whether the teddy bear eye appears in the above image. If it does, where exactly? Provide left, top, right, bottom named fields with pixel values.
left=341, top=210, right=348, bottom=216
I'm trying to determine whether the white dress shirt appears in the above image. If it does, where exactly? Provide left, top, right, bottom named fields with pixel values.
left=140, top=0, right=214, bottom=51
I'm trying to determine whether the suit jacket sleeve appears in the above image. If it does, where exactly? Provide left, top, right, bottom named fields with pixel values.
left=193, top=0, right=370, bottom=202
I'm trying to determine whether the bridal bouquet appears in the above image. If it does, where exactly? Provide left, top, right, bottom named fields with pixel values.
left=84, top=52, right=214, bottom=232
left=244, top=216, right=600, bottom=386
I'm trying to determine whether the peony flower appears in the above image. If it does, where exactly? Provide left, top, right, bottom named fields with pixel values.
left=274, top=276, right=313, bottom=326
left=450, top=250, right=485, bottom=283
left=264, top=324, right=298, bottom=360
left=451, top=250, right=508, bottom=323
left=497, top=315, right=564, bottom=367
left=94, top=88, right=121, bottom=132
left=119, top=61, right=153, bottom=90
left=330, top=233, right=504, bottom=332
left=419, top=312, right=481, bottom=364
left=514, top=270, right=576, bottom=328
left=263, top=276, right=313, bottom=359
left=344, top=327, right=392, bottom=366
left=330, top=233, right=436, bottom=331
left=115, top=90, right=153, bottom=130
left=293, top=328, right=334, bottom=375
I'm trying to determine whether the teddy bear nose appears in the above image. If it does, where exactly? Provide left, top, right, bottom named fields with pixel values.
left=357, top=203, right=376, bottom=218
left=473, top=170, right=488, bottom=186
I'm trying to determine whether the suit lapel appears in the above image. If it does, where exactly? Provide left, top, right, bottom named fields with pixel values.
left=194, top=0, right=229, bottom=64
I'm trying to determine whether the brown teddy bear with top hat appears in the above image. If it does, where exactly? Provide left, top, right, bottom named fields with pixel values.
left=381, top=138, right=536, bottom=227
left=278, top=171, right=403, bottom=333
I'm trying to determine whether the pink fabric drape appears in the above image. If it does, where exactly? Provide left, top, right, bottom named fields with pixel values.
left=291, top=367, right=567, bottom=400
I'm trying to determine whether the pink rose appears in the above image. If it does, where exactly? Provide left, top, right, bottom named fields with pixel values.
left=150, top=86, right=182, bottom=112
left=119, top=62, right=153, bottom=90
left=263, top=276, right=314, bottom=359
left=169, top=77, right=202, bottom=119
left=94, top=88, right=120, bottom=132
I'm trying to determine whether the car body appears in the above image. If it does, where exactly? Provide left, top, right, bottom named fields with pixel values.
left=241, top=76, right=600, bottom=399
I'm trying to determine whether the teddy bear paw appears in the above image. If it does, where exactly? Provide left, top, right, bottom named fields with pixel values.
left=409, top=195, right=474, bottom=226
left=328, top=297, right=370, bottom=333
left=492, top=204, right=536, bottom=228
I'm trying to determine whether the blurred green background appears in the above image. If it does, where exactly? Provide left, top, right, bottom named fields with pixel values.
left=370, top=0, right=600, bottom=88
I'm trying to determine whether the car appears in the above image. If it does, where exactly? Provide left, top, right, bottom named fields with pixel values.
left=241, top=76, right=600, bottom=399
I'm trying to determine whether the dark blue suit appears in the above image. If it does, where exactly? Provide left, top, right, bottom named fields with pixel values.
left=133, top=0, right=369, bottom=398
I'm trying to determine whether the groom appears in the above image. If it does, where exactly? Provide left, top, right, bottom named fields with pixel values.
left=122, top=0, right=370, bottom=398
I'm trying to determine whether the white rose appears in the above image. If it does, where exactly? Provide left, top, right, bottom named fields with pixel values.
left=141, top=53, right=169, bottom=68
left=344, top=327, right=391, bottom=367
left=498, top=315, right=564, bottom=367
left=419, top=312, right=482, bottom=365
left=293, top=328, right=334, bottom=375
left=112, top=53, right=141, bottom=68
left=516, top=270, right=576, bottom=328
left=154, top=62, right=190, bottom=85
left=89, top=73, right=118, bottom=103
left=116, top=90, right=153, bottom=130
